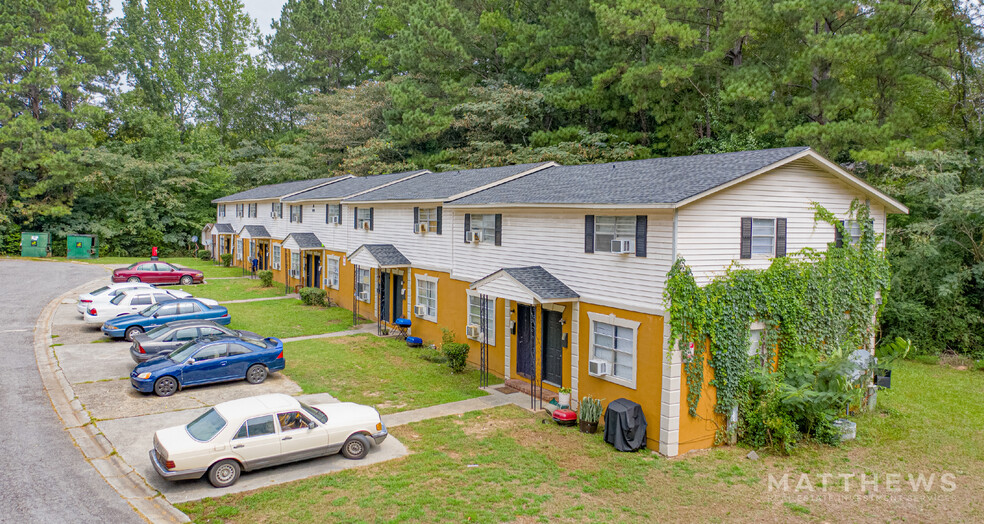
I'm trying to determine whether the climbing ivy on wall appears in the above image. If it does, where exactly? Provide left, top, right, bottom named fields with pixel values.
left=664, top=200, right=891, bottom=417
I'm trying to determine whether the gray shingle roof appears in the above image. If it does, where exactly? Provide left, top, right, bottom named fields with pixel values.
left=478, top=266, right=579, bottom=301
left=282, top=171, right=426, bottom=202
left=286, top=232, right=323, bottom=249
left=240, top=225, right=272, bottom=238
left=351, top=244, right=411, bottom=267
left=213, top=223, right=235, bottom=234
left=212, top=177, right=339, bottom=203
left=449, top=147, right=810, bottom=206
left=346, top=163, right=553, bottom=202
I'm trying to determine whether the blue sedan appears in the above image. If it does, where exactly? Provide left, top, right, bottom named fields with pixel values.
left=102, top=299, right=231, bottom=341
left=130, top=336, right=286, bottom=396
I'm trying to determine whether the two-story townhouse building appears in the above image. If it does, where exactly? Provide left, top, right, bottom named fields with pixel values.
left=445, top=146, right=907, bottom=455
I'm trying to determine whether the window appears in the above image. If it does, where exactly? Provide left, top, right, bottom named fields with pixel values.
left=234, top=240, right=240, bottom=260
left=588, top=313, right=639, bottom=387
left=417, top=207, right=437, bottom=232
left=136, top=263, right=155, bottom=271
left=154, top=263, right=173, bottom=271
left=272, top=202, right=283, bottom=219
left=327, top=204, right=341, bottom=224
left=199, top=327, right=226, bottom=337
left=249, top=240, right=256, bottom=259
left=178, top=302, right=201, bottom=314
left=840, top=219, right=872, bottom=246
left=236, top=204, right=244, bottom=217
left=228, top=343, right=252, bottom=356
left=272, top=243, right=281, bottom=269
left=751, top=218, right=775, bottom=255
left=152, top=294, right=171, bottom=303
left=172, top=327, right=199, bottom=342
left=131, top=296, right=151, bottom=306
left=466, top=294, right=495, bottom=345
left=594, top=216, right=636, bottom=252
left=326, top=257, right=340, bottom=289
left=248, top=203, right=257, bottom=218
left=234, top=415, right=276, bottom=439
left=415, top=275, right=437, bottom=321
left=158, top=303, right=180, bottom=317
left=469, top=214, right=495, bottom=242
left=290, top=251, right=300, bottom=278
left=186, top=408, right=226, bottom=442
left=218, top=205, right=226, bottom=218
left=194, top=344, right=227, bottom=361
left=356, top=268, right=371, bottom=302
left=357, top=207, right=372, bottom=229
left=277, top=411, right=311, bottom=432
left=289, top=205, right=303, bottom=223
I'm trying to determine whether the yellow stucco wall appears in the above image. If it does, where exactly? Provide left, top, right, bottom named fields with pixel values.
left=678, top=355, right=724, bottom=454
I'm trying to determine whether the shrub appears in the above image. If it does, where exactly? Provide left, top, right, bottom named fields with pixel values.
left=220, top=253, right=233, bottom=267
left=198, top=250, right=212, bottom=261
left=440, top=329, right=469, bottom=372
left=578, top=396, right=603, bottom=423
left=258, top=270, right=274, bottom=287
left=299, top=287, right=327, bottom=306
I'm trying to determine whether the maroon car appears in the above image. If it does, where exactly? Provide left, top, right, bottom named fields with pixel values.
left=111, top=261, right=204, bottom=285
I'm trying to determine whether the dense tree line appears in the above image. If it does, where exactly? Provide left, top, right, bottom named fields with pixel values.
left=2, top=0, right=984, bottom=355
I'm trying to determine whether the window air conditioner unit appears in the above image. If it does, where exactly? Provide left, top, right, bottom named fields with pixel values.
left=418, top=223, right=428, bottom=234
left=588, top=359, right=610, bottom=377
left=362, top=221, right=371, bottom=231
left=270, top=212, right=277, bottom=218
left=467, top=231, right=482, bottom=244
left=330, top=216, right=339, bottom=224
left=358, top=291, right=370, bottom=302
left=414, top=304, right=428, bottom=316
left=610, top=239, right=634, bottom=254
left=465, top=324, right=480, bottom=338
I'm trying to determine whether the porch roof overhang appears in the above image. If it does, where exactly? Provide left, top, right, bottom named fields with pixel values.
left=348, top=244, right=411, bottom=268
left=213, top=223, right=235, bottom=234
left=237, top=225, right=273, bottom=239
left=282, top=232, right=324, bottom=251
left=469, top=266, right=579, bottom=304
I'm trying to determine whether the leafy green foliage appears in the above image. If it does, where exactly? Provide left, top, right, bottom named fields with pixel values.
left=578, top=396, right=604, bottom=423
left=220, top=253, right=233, bottom=267
left=257, top=270, right=274, bottom=287
left=299, top=286, right=327, bottom=306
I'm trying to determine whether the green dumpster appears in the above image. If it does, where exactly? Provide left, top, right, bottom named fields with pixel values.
left=67, top=234, right=99, bottom=259
left=21, top=232, right=51, bottom=258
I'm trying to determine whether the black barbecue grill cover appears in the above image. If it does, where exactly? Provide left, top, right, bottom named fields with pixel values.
left=603, top=398, right=647, bottom=452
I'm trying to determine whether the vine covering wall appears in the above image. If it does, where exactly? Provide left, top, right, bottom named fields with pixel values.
left=664, top=201, right=890, bottom=418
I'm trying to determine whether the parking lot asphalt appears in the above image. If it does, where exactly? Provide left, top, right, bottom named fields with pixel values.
left=0, top=259, right=141, bottom=524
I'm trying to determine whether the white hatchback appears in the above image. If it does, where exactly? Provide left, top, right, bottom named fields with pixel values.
left=150, top=394, right=387, bottom=487
left=77, top=282, right=156, bottom=314
left=83, top=289, right=216, bottom=324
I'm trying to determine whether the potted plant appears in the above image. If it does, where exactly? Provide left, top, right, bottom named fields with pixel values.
left=578, top=395, right=603, bottom=434
left=558, top=387, right=571, bottom=408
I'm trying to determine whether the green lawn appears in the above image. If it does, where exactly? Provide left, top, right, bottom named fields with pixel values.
left=176, top=278, right=285, bottom=302
left=179, top=361, right=984, bottom=523
left=282, top=334, right=499, bottom=414
left=225, top=299, right=355, bottom=339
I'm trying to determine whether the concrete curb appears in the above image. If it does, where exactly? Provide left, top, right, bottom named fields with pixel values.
left=35, top=274, right=189, bottom=523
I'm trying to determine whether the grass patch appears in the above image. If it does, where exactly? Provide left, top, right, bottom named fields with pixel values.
left=282, top=334, right=499, bottom=413
left=175, top=278, right=284, bottom=302
left=178, top=360, right=984, bottom=522
left=225, top=299, right=354, bottom=339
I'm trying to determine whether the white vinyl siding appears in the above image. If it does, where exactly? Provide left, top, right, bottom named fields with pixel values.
left=595, top=216, right=635, bottom=253
left=466, top=293, right=495, bottom=346
left=356, top=268, right=371, bottom=302
left=415, top=275, right=437, bottom=321
left=751, top=218, right=775, bottom=256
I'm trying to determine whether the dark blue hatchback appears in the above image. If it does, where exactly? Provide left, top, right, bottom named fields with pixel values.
left=130, top=336, right=285, bottom=397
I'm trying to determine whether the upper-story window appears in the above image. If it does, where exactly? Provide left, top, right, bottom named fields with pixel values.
left=327, top=204, right=341, bottom=225
left=290, top=205, right=303, bottom=223
left=218, top=205, right=226, bottom=218
left=271, top=202, right=283, bottom=219
left=248, top=203, right=257, bottom=218
left=740, top=217, right=787, bottom=259
left=416, top=207, right=438, bottom=233
left=357, top=208, right=372, bottom=230
left=837, top=219, right=872, bottom=247
left=469, top=214, right=495, bottom=243
left=594, top=216, right=635, bottom=252
left=751, top=218, right=775, bottom=255
left=235, top=204, right=244, bottom=217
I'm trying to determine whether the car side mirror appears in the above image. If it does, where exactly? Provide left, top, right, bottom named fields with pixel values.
left=187, top=358, right=196, bottom=365
left=307, top=421, right=316, bottom=430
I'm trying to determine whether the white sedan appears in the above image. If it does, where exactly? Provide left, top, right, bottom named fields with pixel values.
left=83, top=289, right=217, bottom=324
left=150, top=394, right=387, bottom=487
left=77, top=282, right=157, bottom=314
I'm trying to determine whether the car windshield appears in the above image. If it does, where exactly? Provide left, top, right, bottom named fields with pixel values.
left=145, top=325, right=171, bottom=338
left=299, top=401, right=328, bottom=424
left=185, top=408, right=226, bottom=442
left=168, top=340, right=201, bottom=362
left=140, top=303, right=163, bottom=317
left=110, top=294, right=126, bottom=305
left=90, top=286, right=110, bottom=295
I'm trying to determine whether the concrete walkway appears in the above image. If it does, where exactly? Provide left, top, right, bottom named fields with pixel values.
left=219, top=293, right=299, bottom=304
left=281, top=323, right=378, bottom=343
left=381, top=386, right=532, bottom=428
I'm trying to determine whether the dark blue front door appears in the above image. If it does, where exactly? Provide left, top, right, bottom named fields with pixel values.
left=516, top=305, right=535, bottom=378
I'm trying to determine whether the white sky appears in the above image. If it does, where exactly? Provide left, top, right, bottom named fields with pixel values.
left=108, top=0, right=288, bottom=36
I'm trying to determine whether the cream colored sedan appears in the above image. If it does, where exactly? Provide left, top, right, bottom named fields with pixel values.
left=150, top=394, right=388, bottom=487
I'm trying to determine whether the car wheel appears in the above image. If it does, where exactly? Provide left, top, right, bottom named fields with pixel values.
left=179, top=275, right=193, bottom=285
left=127, top=276, right=140, bottom=283
left=341, top=434, right=370, bottom=460
left=245, top=364, right=267, bottom=384
left=153, top=376, right=178, bottom=397
left=124, top=326, right=143, bottom=341
left=207, top=459, right=241, bottom=488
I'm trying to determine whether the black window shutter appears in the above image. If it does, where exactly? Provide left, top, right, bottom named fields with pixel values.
left=834, top=220, right=844, bottom=248
left=299, top=205, right=303, bottom=224
left=740, top=217, right=752, bottom=259
left=336, top=204, right=342, bottom=225
left=413, top=207, right=419, bottom=232
left=353, top=207, right=358, bottom=229
left=494, top=214, right=502, bottom=246
left=463, top=214, right=471, bottom=243
left=369, top=207, right=374, bottom=230
left=585, top=215, right=595, bottom=253
left=326, top=204, right=330, bottom=224
left=436, top=206, right=443, bottom=235
left=775, top=218, right=787, bottom=257
left=635, top=215, right=647, bottom=257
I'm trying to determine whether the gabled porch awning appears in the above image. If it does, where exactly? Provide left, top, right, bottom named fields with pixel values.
left=469, top=266, right=579, bottom=304
left=213, top=223, right=235, bottom=234
left=348, top=244, right=411, bottom=268
left=237, top=225, right=273, bottom=239
left=282, top=232, right=324, bottom=251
